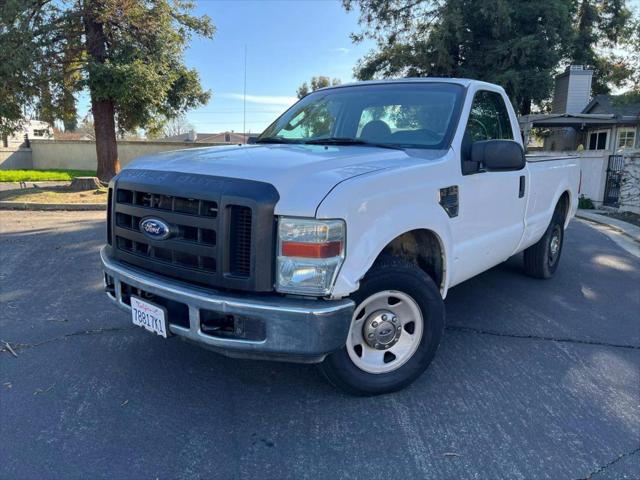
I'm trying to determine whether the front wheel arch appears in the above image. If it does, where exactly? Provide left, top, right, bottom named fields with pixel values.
left=372, top=228, right=447, bottom=293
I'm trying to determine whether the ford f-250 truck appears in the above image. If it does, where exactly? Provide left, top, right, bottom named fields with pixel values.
left=101, top=78, right=579, bottom=395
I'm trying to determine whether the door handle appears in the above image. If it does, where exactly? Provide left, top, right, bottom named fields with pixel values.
left=519, top=176, right=525, bottom=198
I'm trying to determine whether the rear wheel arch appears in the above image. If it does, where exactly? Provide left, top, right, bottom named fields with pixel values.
left=555, top=190, right=571, bottom=227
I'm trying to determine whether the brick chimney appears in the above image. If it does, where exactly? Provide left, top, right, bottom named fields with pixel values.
left=551, top=65, right=594, bottom=114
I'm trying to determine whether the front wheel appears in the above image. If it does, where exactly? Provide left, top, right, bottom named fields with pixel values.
left=319, top=257, right=445, bottom=395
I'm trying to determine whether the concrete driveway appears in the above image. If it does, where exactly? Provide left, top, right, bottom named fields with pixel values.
left=1, top=211, right=638, bottom=480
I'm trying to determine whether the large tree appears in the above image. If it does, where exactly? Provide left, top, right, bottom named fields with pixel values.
left=343, top=0, right=635, bottom=114
left=0, top=0, right=214, bottom=180
left=571, top=0, right=633, bottom=95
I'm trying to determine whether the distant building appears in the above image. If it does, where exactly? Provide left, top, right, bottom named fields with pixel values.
left=2, top=119, right=53, bottom=147
left=53, top=129, right=95, bottom=141
left=159, top=130, right=250, bottom=144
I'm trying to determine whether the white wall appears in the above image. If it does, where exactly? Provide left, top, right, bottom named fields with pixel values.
left=540, top=151, right=608, bottom=205
left=30, top=140, right=226, bottom=170
left=0, top=147, right=33, bottom=169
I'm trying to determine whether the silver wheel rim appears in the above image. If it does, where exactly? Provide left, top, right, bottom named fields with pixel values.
left=346, top=290, right=424, bottom=374
left=549, top=226, right=561, bottom=266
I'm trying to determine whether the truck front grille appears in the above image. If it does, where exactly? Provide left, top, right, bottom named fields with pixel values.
left=109, top=169, right=278, bottom=292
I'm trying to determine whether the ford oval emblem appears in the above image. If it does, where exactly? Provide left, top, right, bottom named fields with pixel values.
left=139, top=218, right=172, bottom=240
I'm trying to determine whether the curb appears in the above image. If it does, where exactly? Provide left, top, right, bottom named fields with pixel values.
left=576, top=210, right=640, bottom=244
left=0, top=201, right=106, bottom=211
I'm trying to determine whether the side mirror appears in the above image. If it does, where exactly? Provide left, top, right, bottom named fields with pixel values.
left=471, top=140, right=525, bottom=171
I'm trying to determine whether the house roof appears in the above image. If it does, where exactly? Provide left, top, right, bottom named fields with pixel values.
left=582, top=94, right=640, bottom=118
left=520, top=93, right=639, bottom=129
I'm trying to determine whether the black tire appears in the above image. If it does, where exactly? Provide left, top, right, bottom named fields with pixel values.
left=319, top=256, right=445, bottom=396
left=523, top=207, right=566, bottom=279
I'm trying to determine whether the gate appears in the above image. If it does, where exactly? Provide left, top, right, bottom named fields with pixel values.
left=603, top=155, right=624, bottom=207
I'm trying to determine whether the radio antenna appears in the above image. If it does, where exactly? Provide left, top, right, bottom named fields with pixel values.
left=243, top=44, right=247, bottom=143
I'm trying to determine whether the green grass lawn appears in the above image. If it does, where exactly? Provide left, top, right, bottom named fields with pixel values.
left=0, top=169, right=96, bottom=182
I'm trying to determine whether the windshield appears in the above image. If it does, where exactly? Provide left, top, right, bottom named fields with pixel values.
left=259, top=82, right=464, bottom=149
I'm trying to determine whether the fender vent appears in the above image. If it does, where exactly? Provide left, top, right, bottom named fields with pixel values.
left=439, top=185, right=459, bottom=218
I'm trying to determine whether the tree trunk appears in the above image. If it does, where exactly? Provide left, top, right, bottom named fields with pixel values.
left=83, top=7, right=120, bottom=181
left=519, top=96, right=532, bottom=116
left=92, top=97, right=119, bottom=180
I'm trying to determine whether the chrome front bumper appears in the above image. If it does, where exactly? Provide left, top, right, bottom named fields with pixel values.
left=100, top=247, right=354, bottom=363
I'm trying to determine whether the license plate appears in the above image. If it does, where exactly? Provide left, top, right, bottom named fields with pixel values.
left=131, top=297, right=169, bottom=338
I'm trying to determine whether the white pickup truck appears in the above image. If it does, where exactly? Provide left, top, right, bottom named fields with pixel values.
left=102, top=78, right=579, bottom=395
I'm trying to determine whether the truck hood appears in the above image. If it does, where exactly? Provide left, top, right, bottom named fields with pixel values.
left=125, top=144, right=445, bottom=216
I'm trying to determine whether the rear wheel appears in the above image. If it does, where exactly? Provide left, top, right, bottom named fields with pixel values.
left=319, top=257, right=444, bottom=395
left=523, top=207, right=565, bottom=279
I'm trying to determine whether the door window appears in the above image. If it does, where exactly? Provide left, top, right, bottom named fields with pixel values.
left=464, top=91, right=514, bottom=142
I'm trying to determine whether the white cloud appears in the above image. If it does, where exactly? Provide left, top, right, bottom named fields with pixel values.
left=221, top=93, right=298, bottom=106
left=333, top=47, right=351, bottom=54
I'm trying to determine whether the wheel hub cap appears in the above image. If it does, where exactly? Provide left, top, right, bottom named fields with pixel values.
left=550, top=234, right=560, bottom=256
left=363, top=310, right=402, bottom=350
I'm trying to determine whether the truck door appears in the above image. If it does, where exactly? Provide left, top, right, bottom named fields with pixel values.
left=450, top=89, right=528, bottom=286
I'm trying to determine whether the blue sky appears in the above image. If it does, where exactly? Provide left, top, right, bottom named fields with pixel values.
left=180, top=0, right=374, bottom=135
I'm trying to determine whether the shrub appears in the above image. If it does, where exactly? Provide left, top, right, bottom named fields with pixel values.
left=578, top=194, right=595, bottom=209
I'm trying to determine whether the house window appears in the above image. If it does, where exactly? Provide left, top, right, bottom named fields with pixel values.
left=224, top=133, right=231, bottom=142
left=617, top=128, right=636, bottom=149
left=33, top=129, right=47, bottom=137
left=588, top=130, right=609, bottom=150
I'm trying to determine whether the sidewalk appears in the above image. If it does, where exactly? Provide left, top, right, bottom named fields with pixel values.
left=575, top=210, right=640, bottom=243
left=576, top=209, right=640, bottom=258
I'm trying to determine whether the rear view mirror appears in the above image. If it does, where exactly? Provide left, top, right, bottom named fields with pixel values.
left=471, top=140, right=525, bottom=171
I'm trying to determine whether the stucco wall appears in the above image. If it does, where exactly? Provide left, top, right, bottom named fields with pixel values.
left=30, top=140, right=226, bottom=171
left=577, top=151, right=609, bottom=205
left=0, top=147, right=33, bottom=170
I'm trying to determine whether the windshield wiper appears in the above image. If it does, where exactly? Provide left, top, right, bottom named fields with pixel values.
left=302, top=137, right=405, bottom=150
left=254, top=136, right=301, bottom=144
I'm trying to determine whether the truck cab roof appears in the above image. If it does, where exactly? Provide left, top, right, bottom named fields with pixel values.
left=313, top=77, right=498, bottom=94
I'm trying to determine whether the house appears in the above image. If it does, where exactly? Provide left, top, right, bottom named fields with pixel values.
left=520, top=66, right=639, bottom=153
left=2, top=119, right=53, bottom=147
left=159, top=130, right=249, bottom=144
left=519, top=66, right=639, bottom=213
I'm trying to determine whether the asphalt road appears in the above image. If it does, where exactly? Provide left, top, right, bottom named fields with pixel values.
left=1, top=211, right=638, bottom=480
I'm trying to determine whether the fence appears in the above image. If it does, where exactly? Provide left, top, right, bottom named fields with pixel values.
left=0, top=140, right=228, bottom=171
left=0, top=147, right=33, bottom=169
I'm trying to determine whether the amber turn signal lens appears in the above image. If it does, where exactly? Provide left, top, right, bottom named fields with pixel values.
left=281, top=241, right=343, bottom=258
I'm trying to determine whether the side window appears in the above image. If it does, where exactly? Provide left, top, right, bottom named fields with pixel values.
left=465, top=91, right=514, bottom=142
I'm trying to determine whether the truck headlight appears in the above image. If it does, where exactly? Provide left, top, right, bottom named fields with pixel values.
left=276, top=217, right=346, bottom=296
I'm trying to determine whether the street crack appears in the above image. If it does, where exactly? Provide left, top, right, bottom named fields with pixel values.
left=446, top=325, right=640, bottom=350
left=0, top=326, right=136, bottom=356
left=576, top=446, right=640, bottom=479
